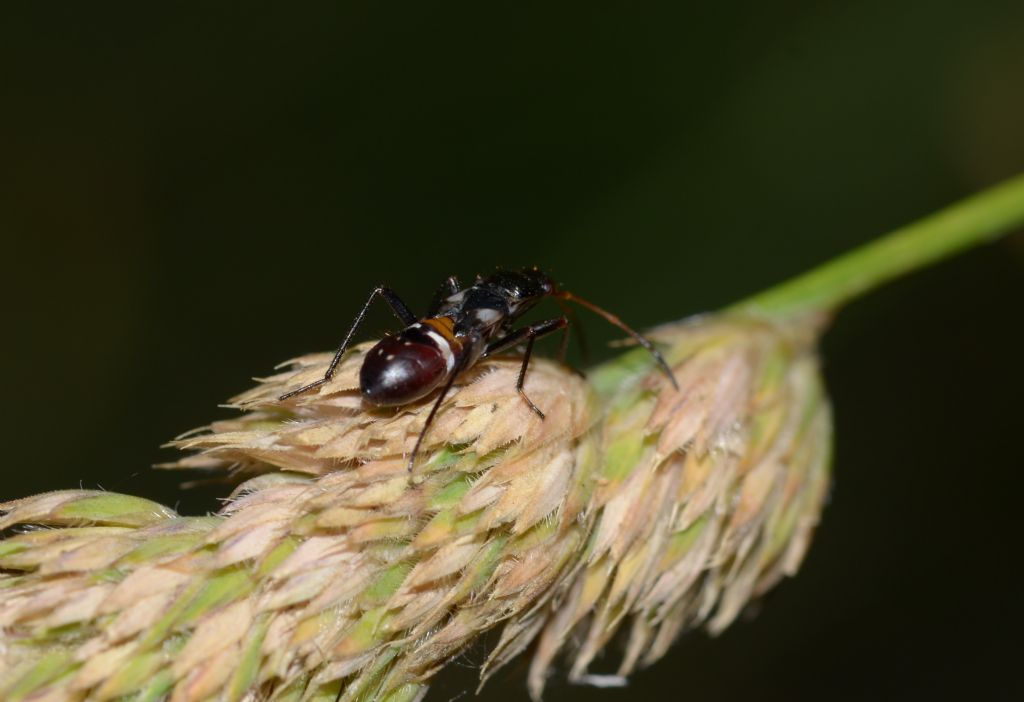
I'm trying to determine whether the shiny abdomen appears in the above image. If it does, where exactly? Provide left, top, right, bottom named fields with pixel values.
left=359, top=326, right=453, bottom=406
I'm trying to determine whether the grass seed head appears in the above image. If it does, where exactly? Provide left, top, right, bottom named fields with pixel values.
left=0, top=317, right=831, bottom=701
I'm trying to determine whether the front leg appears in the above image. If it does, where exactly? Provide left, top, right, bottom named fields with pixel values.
left=483, top=316, right=568, bottom=419
left=280, top=285, right=417, bottom=400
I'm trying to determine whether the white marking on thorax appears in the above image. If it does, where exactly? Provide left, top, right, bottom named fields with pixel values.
left=472, top=307, right=502, bottom=325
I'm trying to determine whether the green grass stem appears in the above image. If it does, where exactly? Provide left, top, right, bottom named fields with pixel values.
left=731, top=173, right=1024, bottom=320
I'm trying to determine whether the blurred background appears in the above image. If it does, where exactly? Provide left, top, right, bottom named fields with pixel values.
left=3, top=2, right=1023, bottom=700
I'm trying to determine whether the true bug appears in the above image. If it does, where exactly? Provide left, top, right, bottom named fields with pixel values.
left=280, top=268, right=677, bottom=471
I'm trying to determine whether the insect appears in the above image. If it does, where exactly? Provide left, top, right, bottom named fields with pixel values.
left=280, top=268, right=678, bottom=471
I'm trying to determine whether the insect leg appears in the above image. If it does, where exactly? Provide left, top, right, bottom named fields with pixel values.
left=554, top=297, right=590, bottom=365
left=427, top=275, right=462, bottom=315
left=279, top=285, right=418, bottom=400
left=407, top=355, right=467, bottom=472
left=483, top=316, right=569, bottom=419
left=556, top=319, right=571, bottom=364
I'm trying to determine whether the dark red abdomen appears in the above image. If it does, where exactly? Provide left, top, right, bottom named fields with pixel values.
left=360, top=331, right=450, bottom=406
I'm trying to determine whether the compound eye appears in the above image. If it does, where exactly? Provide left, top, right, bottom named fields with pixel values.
left=360, top=335, right=447, bottom=406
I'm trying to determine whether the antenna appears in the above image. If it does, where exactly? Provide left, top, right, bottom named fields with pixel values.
left=554, top=291, right=678, bottom=389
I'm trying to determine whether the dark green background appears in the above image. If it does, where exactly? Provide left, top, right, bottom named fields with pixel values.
left=4, top=2, right=1023, bottom=700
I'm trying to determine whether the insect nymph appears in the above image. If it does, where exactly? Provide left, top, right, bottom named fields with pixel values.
left=280, top=268, right=677, bottom=470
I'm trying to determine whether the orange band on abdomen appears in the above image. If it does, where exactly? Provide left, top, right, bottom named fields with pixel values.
left=423, top=316, right=457, bottom=341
